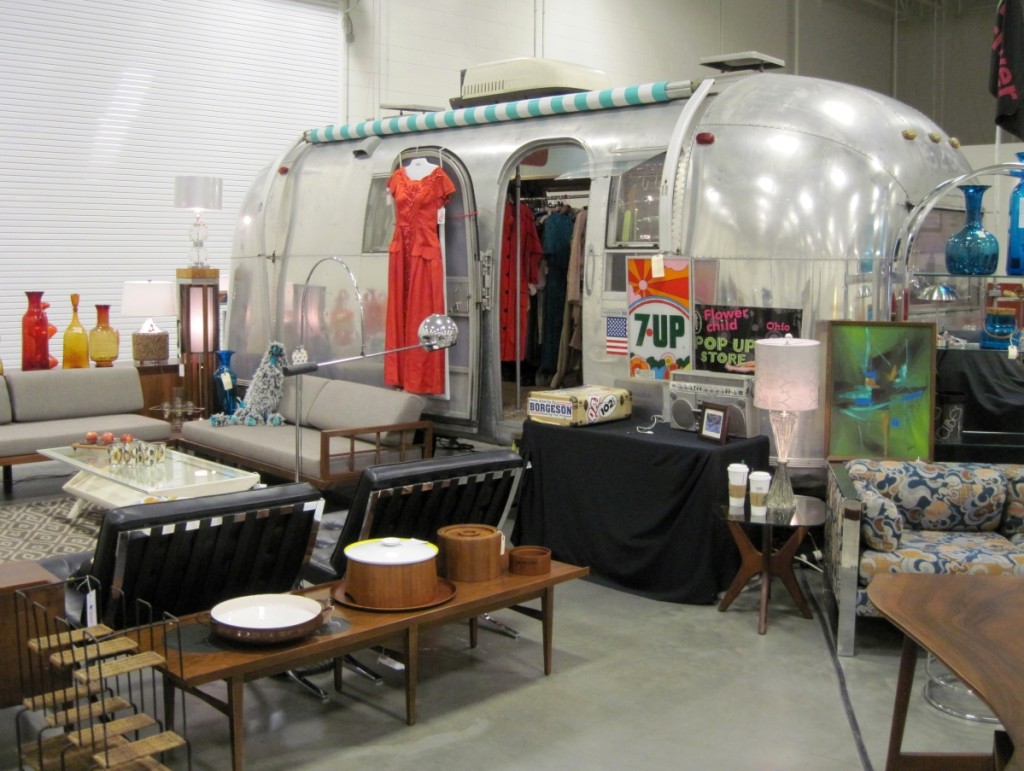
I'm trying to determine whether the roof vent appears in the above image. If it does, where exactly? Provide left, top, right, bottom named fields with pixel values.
left=700, top=51, right=785, bottom=73
left=451, top=58, right=611, bottom=108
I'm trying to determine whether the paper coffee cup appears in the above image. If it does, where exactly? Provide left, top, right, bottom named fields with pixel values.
left=749, top=470, right=771, bottom=514
left=727, top=463, right=749, bottom=506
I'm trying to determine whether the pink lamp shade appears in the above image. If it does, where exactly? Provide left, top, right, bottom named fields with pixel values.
left=753, top=337, right=820, bottom=412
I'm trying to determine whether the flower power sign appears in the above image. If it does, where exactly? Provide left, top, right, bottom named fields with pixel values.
left=626, top=257, right=692, bottom=380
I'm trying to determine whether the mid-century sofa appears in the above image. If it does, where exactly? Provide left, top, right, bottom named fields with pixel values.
left=177, top=374, right=433, bottom=490
left=0, top=368, right=172, bottom=492
left=823, top=458, right=1024, bottom=656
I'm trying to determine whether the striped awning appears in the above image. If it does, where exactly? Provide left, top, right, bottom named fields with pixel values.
left=306, top=81, right=676, bottom=144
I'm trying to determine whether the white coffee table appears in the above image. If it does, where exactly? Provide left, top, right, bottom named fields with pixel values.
left=40, top=446, right=261, bottom=518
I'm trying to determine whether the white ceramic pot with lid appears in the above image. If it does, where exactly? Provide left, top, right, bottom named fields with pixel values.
left=341, top=537, right=439, bottom=609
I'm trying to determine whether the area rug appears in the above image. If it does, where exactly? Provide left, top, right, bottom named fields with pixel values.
left=0, top=497, right=101, bottom=563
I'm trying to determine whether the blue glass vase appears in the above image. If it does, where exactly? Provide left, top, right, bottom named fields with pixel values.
left=1008, top=152, right=1024, bottom=275
left=213, top=349, right=238, bottom=415
left=945, top=184, right=999, bottom=276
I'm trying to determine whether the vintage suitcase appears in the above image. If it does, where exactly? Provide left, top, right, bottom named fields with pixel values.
left=527, top=385, right=632, bottom=426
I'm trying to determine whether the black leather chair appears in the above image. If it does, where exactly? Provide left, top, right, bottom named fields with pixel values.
left=303, top=449, right=525, bottom=585
left=39, top=483, right=324, bottom=628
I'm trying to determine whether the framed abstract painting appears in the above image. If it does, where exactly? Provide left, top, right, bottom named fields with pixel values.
left=825, top=321, right=936, bottom=461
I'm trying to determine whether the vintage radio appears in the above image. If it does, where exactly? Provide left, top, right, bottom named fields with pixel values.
left=527, top=385, right=631, bottom=427
left=668, top=370, right=758, bottom=437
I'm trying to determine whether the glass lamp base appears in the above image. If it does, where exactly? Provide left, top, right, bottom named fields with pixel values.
left=766, top=460, right=796, bottom=515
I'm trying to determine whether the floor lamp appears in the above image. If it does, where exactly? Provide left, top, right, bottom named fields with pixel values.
left=753, top=335, right=820, bottom=515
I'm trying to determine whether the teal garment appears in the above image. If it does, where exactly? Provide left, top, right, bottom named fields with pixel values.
left=540, top=211, right=574, bottom=372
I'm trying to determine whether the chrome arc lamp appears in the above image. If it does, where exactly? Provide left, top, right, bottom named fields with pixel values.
left=282, top=256, right=458, bottom=484
left=753, top=335, right=821, bottom=515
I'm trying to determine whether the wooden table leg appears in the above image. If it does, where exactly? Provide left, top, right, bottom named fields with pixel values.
left=719, top=521, right=765, bottom=612
left=885, top=635, right=918, bottom=771
left=758, top=523, right=772, bottom=634
left=228, top=677, right=245, bottom=771
left=405, top=625, right=418, bottom=726
left=542, top=586, right=554, bottom=675
left=770, top=526, right=813, bottom=619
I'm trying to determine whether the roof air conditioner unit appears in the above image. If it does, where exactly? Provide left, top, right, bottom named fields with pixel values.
left=450, top=58, right=611, bottom=108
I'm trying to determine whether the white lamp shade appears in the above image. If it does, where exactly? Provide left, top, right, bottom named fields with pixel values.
left=121, top=280, right=177, bottom=318
left=753, top=337, right=821, bottom=412
left=174, top=176, right=223, bottom=210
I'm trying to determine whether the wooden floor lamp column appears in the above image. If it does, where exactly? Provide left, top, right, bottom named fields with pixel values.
left=177, top=267, right=220, bottom=418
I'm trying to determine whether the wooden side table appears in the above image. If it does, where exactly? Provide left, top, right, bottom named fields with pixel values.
left=136, top=361, right=183, bottom=416
left=717, top=495, right=826, bottom=634
left=0, top=561, right=65, bottom=708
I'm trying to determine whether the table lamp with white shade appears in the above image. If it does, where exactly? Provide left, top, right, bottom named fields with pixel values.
left=121, top=280, right=178, bottom=364
left=174, top=175, right=222, bottom=268
left=753, top=335, right=821, bottom=514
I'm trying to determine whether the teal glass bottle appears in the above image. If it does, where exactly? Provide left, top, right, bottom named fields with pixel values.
left=945, top=184, right=999, bottom=276
left=213, top=349, right=238, bottom=415
left=1008, top=152, right=1024, bottom=275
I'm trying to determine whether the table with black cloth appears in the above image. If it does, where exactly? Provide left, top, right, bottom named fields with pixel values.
left=513, top=418, right=770, bottom=604
left=934, top=348, right=1024, bottom=462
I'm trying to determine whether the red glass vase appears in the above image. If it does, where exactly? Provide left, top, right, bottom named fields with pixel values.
left=22, top=291, right=56, bottom=370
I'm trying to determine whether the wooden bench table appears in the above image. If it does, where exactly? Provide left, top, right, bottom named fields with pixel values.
left=153, top=560, right=589, bottom=770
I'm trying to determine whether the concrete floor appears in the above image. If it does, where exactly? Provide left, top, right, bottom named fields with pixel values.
left=0, top=462, right=1001, bottom=771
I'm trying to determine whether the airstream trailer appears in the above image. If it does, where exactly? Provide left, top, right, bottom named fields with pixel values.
left=225, top=57, right=970, bottom=470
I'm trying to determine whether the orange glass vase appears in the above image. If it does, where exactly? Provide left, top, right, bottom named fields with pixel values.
left=89, top=304, right=119, bottom=367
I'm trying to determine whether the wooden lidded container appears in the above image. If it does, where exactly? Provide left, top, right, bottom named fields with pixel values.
left=341, top=537, right=439, bottom=608
left=437, top=524, right=504, bottom=582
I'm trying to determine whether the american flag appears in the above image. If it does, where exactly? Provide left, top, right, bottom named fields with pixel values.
left=605, top=316, right=628, bottom=356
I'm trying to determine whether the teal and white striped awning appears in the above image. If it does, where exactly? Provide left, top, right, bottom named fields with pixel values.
left=306, top=81, right=679, bottom=144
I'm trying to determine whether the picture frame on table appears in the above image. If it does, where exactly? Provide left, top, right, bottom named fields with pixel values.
left=825, top=320, right=936, bottom=461
left=698, top=403, right=729, bottom=444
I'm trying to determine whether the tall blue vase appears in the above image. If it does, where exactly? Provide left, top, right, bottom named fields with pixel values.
left=213, top=349, right=238, bottom=415
left=1008, top=152, right=1024, bottom=276
left=945, top=184, right=999, bottom=276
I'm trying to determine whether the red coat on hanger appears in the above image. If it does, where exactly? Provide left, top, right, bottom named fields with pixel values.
left=499, top=199, right=542, bottom=362
left=384, top=164, right=455, bottom=394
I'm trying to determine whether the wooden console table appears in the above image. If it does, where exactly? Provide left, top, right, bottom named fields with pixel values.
left=868, top=573, right=1024, bottom=771
left=153, top=561, right=589, bottom=771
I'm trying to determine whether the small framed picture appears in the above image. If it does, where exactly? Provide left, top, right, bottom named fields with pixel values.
left=699, top=403, right=729, bottom=444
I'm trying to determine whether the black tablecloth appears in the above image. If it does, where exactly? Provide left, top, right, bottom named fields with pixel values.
left=513, top=419, right=770, bottom=604
left=936, top=349, right=1024, bottom=433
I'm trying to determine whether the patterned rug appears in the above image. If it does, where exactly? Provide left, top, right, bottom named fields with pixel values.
left=0, top=497, right=102, bottom=563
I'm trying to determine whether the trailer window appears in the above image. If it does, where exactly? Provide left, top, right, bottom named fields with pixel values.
left=362, top=175, right=396, bottom=253
left=607, top=153, right=664, bottom=249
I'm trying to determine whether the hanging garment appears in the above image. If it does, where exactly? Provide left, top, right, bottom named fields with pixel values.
left=384, top=165, right=455, bottom=394
left=539, top=209, right=574, bottom=373
left=499, top=199, right=543, bottom=362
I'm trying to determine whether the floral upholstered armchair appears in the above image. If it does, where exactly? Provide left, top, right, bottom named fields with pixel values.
left=823, top=459, right=1024, bottom=656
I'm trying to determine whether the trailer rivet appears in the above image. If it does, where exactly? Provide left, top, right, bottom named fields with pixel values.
left=696, top=132, right=715, bottom=145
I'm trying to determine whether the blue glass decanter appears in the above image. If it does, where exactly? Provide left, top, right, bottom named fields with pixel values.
left=945, top=184, right=999, bottom=276
left=1008, top=152, right=1024, bottom=276
left=213, top=349, right=238, bottom=415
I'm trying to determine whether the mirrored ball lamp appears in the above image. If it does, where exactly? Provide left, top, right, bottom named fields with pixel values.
left=174, top=175, right=222, bottom=268
left=753, top=335, right=821, bottom=514
left=121, top=280, right=177, bottom=364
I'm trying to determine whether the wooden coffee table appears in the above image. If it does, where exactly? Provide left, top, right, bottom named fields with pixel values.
left=153, top=561, right=589, bottom=771
left=869, top=573, right=1024, bottom=771
left=39, top=445, right=260, bottom=517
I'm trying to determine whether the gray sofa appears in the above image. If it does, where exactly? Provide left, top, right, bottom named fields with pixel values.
left=177, top=374, right=433, bottom=490
left=0, top=367, right=173, bottom=491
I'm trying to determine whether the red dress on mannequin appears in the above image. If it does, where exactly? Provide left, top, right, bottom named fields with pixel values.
left=384, top=165, right=455, bottom=394
left=499, top=199, right=542, bottom=362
